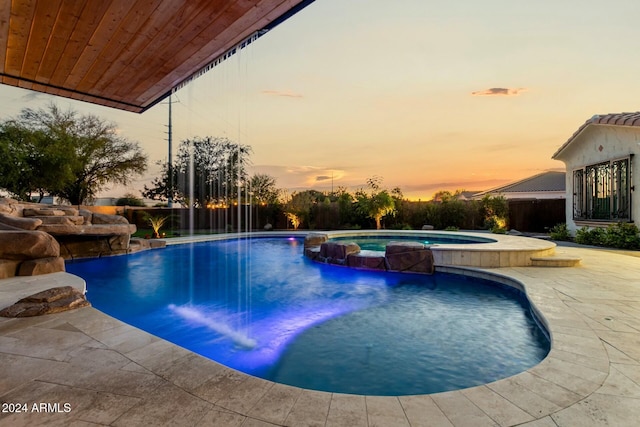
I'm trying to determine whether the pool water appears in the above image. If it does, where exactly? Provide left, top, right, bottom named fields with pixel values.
left=66, top=237, right=550, bottom=396
left=330, top=234, right=487, bottom=251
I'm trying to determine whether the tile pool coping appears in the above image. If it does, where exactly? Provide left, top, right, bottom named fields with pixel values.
left=1, top=232, right=639, bottom=425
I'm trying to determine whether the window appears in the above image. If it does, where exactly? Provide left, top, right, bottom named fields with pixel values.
left=573, top=157, right=632, bottom=221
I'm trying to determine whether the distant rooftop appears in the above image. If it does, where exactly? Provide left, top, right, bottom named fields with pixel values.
left=553, top=111, right=640, bottom=159
left=473, top=171, right=565, bottom=198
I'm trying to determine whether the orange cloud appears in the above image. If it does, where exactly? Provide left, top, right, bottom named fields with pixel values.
left=261, top=89, right=303, bottom=98
left=471, top=87, right=527, bottom=96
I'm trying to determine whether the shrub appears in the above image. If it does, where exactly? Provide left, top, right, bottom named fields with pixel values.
left=573, top=223, right=640, bottom=249
left=116, top=193, right=146, bottom=206
left=444, top=226, right=459, bottom=231
left=603, top=222, right=640, bottom=249
left=143, top=213, right=169, bottom=238
left=485, top=214, right=507, bottom=234
left=575, top=226, right=604, bottom=246
left=549, top=223, right=571, bottom=241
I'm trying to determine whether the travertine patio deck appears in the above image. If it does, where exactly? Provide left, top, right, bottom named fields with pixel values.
left=1, top=242, right=639, bottom=426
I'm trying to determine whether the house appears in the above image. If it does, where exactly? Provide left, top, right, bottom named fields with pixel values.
left=472, top=171, right=566, bottom=233
left=552, top=112, right=639, bottom=233
left=471, top=171, right=566, bottom=200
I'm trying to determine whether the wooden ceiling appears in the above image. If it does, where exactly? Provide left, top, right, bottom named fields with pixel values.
left=0, top=0, right=313, bottom=113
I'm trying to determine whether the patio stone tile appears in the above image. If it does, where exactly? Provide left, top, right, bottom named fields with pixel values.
left=430, top=391, right=498, bottom=427
left=37, top=359, right=166, bottom=397
left=0, top=352, right=67, bottom=395
left=526, top=365, right=600, bottom=396
left=508, top=372, right=582, bottom=407
left=325, top=393, right=367, bottom=427
left=487, top=377, right=561, bottom=418
left=461, top=385, right=534, bottom=426
left=595, top=364, right=640, bottom=398
left=551, top=393, right=640, bottom=427
left=602, top=341, right=638, bottom=364
left=578, top=314, right=639, bottom=333
left=213, top=375, right=273, bottom=413
left=552, top=338, right=607, bottom=360
left=611, top=362, right=640, bottom=385
left=241, top=418, right=281, bottom=427
left=196, top=408, right=246, bottom=426
left=152, top=352, right=227, bottom=391
left=517, top=416, right=564, bottom=426
left=550, top=331, right=605, bottom=353
left=399, top=395, right=453, bottom=426
left=0, top=325, right=93, bottom=361
left=124, top=339, right=194, bottom=372
left=581, top=316, right=615, bottom=331
left=90, top=324, right=160, bottom=354
left=610, top=303, right=640, bottom=320
left=284, top=389, right=332, bottom=427
left=62, top=346, right=133, bottom=369
left=531, top=356, right=608, bottom=384
left=535, top=312, right=589, bottom=329
left=65, top=309, right=125, bottom=336
left=0, top=381, right=140, bottom=427
left=365, top=396, right=410, bottom=427
left=547, top=348, right=609, bottom=372
left=247, top=382, right=302, bottom=425
left=0, top=317, right=46, bottom=335
left=112, top=382, right=212, bottom=426
left=598, top=330, right=640, bottom=361
left=191, top=366, right=248, bottom=403
left=119, top=361, right=151, bottom=374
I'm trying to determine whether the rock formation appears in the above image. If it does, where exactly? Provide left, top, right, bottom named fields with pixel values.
left=0, top=286, right=90, bottom=317
left=0, top=198, right=146, bottom=278
left=304, top=233, right=435, bottom=274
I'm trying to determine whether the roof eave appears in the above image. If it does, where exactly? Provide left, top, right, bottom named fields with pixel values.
left=552, top=121, right=592, bottom=160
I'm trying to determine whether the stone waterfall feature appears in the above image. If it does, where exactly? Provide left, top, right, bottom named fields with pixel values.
left=0, top=198, right=151, bottom=278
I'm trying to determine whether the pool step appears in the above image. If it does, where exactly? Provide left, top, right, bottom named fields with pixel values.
left=530, top=255, right=582, bottom=267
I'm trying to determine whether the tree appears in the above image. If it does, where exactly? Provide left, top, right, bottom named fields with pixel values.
left=435, top=189, right=467, bottom=229
left=481, top=194, right=509, bottom=232
left=143, top=136, right=251, bottom=208
left=0, top=104, right=147, bottom=204
left=0, top=113, right=74, bottom=201
left=335, top=187, right=356, bottom=226
left=142, top=161, right=180, bottom=205
left=355, top=176, right=396, bottom=230
left=283, top=190, right=318, bottom=229
left=249, top=173, right=280, bottom=205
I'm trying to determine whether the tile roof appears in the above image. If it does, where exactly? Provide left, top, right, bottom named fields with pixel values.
left=474, top=171, right=565, bottom=197
left=553, top=111, right=640, bottom=159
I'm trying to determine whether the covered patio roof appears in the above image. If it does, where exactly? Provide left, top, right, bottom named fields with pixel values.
left=0, top=0, right=314, bottom=113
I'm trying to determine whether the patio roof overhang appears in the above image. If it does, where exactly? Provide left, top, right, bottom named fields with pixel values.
left=0, top=0, right=314, bottom=113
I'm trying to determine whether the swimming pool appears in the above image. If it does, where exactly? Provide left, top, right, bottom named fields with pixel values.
left=66, top=236, right=550, bottom=395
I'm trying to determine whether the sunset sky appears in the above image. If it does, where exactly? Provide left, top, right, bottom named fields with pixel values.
left=3, top=0, right=640, bottom=201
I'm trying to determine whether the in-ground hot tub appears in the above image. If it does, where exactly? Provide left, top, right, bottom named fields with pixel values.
left=304, top=230, right=557, bottom=269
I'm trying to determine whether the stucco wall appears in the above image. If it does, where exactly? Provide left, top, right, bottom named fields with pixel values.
left=555, top=125, right=640, bottom=233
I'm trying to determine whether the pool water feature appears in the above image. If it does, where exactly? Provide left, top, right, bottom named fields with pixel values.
left=66, top=237, right=550, bottom=396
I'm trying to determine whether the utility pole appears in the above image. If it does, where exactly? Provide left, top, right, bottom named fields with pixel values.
left=167, top=94, right=173, bottom=208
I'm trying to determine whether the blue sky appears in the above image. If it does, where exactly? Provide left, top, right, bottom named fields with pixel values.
left=2, top=0, right=640, bottom=200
